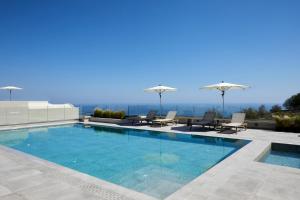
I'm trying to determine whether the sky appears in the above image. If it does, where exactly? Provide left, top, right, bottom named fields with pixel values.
left=0, top=0, right=299, bottom=105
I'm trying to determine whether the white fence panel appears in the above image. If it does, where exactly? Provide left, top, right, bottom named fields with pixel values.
left=6, top=108, right=29, bottom=125
left=65, top=107, right=79, bottom=120
left=28, top=109, right=48, bottom=123
left=0, top=109, right=7, bottom=125
left=47, top=108, right=65, bottom=121
left=0, top=106, right=79, bottom=126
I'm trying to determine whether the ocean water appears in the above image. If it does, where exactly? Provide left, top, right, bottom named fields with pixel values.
left=0, top=124, right=249, bottom=199
left=77, top=103, right=273, bottom=117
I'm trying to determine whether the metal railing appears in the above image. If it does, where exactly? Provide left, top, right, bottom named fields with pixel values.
left=77, top=103, right=271, bottom=118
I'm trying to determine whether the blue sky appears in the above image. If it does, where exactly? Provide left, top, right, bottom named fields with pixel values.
left=0, top=0, right=299, bottom=104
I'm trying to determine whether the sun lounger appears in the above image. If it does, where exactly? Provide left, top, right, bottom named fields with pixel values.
left=128, top=110, right=157, bottom=125
left=189, top=111, right=216, bottom=130
left=153, top=111, right=177, bottom=126
left=221, top=113, right=247, bottom=132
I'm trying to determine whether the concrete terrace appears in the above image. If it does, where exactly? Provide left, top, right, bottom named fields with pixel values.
left=1, top=121, right=300, bottom=200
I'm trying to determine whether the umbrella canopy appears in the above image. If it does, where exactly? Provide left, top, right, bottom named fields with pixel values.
left=201, top=81, right=249, bottom=117
left=144, top=85, right=177, bottom=93
left=0, top=86, right=22, bottom=101
left=144, top=85, right=177, bottom=117
left=201, top=82, right=249, bottom=91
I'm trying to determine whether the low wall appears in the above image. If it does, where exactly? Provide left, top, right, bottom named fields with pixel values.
left=0, top=101, right=79, bottom=126
left=89, top=117, right=128, bottom=124
left=246, top=120, right=276, bottom=130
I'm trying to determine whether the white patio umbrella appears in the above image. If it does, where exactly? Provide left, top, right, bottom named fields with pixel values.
left=144, top=85, right=177, bottom=117
left=201, top=81, right=249, bottom=117
left=0, top=86, right=22, bottom=101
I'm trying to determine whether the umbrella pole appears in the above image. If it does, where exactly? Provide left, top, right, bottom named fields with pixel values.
left=9, top=90, right=12, bottom=101
left=159, top=92, right=162, bottom=118
left=221, top=91, right=225, bottom=118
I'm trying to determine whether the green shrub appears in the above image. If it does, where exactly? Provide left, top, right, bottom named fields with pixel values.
left=102, top=110, right=112, bottom=118
left=93, top=109, right=125, bottom=119
left=295, top=115, right=300, bottom=129
left=283, top=93, right=300, bottom=110
left=94, top=109, right=103, bottom=118
left=270, top=105, right=282, bottom=113
left=258, top=105, right=271, bottom=118
left=274, top=116, right=293, bottom=129
left=273, top=114, right=300, bottom=132
left=242, top=104, right=273, bottom=120
left=242, top=107, right=258, bottom=119
left=112, top=111, right=125, bottom=119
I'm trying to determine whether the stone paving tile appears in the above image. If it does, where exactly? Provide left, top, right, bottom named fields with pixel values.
left=0, top=185, right=12, bottom=197
left=55, top=192, right=102, bottom=200
left=18, top=181, right=72, bottom=200
left=250, top=195, right=274, bottom=200
left=186, top=193, right=208, bottom=200
left=0, top=194, right=27, bottom=200
left=222, top=174, right=263, bottom=195
left=0, top=168, right=42, bottom=182
left=1, top=173, right=55, bottom=193
left=206, top=187, right=253, bottom=200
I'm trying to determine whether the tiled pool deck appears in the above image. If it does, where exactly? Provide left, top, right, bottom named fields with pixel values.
left=1, top=121, right=300, bottom=200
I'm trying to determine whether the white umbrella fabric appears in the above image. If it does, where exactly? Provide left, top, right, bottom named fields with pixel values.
left=201, top=81, right=249, bottom=117
left=0, top=86, right=22, bottom=101
left=144, top=85, right=177, bottom=117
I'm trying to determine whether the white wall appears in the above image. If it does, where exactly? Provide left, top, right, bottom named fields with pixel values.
left=0, top=101, right=79, bottom=125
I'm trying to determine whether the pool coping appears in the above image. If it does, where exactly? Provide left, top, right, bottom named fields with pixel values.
left=1, top=121, right=300, bottom=200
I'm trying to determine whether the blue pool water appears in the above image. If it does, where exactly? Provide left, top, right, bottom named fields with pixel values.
left=260, top=143, right=300, bottom=169
left=0, top=124, right=249, bottom=199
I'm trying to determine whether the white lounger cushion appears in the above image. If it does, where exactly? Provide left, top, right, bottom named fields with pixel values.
left=221, top=113, right=246, bottom=130
left=221, top=122, right=245, bottom=127
left=154, top=118, right=174, bottom=123
left=153, top=111, right=177, bottom=124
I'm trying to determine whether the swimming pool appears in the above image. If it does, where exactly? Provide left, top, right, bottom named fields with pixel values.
left=260, top=143, right=300, bottom=169
left=0, top=124, right=249, bottom=199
